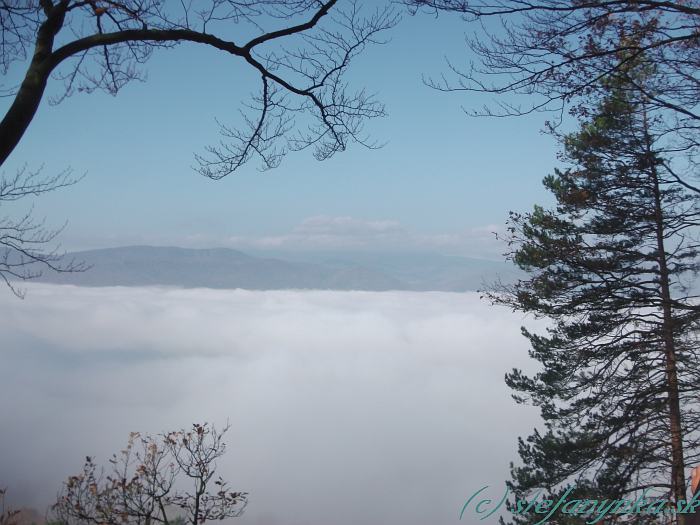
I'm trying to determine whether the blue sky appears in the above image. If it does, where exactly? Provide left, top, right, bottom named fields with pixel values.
left=2, top=7, right=558, bottom=258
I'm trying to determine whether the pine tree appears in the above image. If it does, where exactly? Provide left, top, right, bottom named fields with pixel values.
left=490, top=67, right=700, bottom=525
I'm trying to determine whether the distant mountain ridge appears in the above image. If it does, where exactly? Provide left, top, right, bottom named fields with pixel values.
left=27, top=246, right=520, bottom=292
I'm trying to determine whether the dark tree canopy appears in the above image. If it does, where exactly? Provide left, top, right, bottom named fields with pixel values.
left=488, top=64, right=700, bottom=524
left=0, top=0, right=397, bottom=177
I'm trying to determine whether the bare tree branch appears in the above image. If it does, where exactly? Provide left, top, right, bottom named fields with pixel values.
left=405, top=1, right=700, bottom=126
left=0, top=164, right=88, bottom=297
left=53, top=422, right=247, bottom=525
left=0, top=1, right=398, bottom=176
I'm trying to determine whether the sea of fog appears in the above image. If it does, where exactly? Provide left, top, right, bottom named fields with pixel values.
left=0, top=284, right=545, bottom=525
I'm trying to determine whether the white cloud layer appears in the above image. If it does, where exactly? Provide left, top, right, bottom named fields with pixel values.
left=0, top=284, right=545, bottom=525
left=222, top=215, right=506, bottom=256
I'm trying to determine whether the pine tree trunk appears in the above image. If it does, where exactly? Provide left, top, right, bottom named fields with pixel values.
left=647, top=116, right=687, bottom=524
